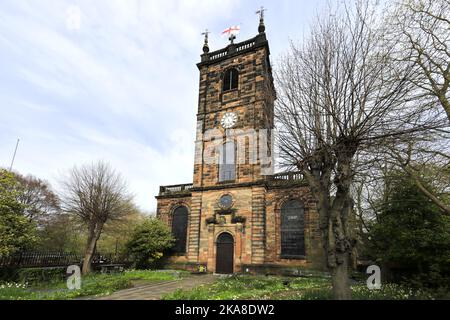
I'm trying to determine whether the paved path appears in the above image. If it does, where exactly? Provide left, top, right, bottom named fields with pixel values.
left=94, top=274, right=216, bottom=300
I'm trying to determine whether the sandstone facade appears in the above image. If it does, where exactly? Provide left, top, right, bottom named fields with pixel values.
left=156, top=31, right=325, bottom=274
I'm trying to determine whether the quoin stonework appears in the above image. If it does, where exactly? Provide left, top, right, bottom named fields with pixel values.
left=156, top=16, right=326, bottom=274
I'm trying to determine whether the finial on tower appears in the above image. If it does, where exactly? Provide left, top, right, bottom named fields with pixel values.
left=229, top=33, right=236, bottom=44
left=201, top=29, right=210, bottom=53
left=222, top=26, right=240, bottom=45
left=256, top=6, right=266, bottom=33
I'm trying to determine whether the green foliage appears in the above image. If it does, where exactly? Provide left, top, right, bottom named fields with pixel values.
left=367, top=172, right=450, bottom=288
left=12, top=171, right=60, bottom=226
left=269, top=283, right=438, bottom=300
left=163, top=275, right=445, bottom=300
left=1, top=271, right=445, bottom=300
left=125, top=218, right=175, bottom=269
left=163, top=276, right=330, bottom=300
left=35, top=214, right=85, bottom=252
left=0, top=169, right=37, bottom=257
left=350, top=283, right=437, bottom=300
left=17, top=267, right=66, bottom=285
left=95, top=210, right=145, bottom=257
left=0, top=269, right=179, bottom=300
left=120, top=269, right=184, bottom=281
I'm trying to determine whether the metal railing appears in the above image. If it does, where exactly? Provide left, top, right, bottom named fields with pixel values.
left=0, top=251, right=124, bottom=268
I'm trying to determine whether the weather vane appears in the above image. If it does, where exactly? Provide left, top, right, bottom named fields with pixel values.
left=256, top=6, right=266, bottom=20
left=256, top=6, right=267, bottom=33
left=201, top=29, right=210, bottom=53
left=201, top=29, right=210, bottom=42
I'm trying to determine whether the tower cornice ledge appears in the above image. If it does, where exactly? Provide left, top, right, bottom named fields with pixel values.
left=197, top=33, right=269, bottom=69
left=156, top=171, right=308, bottom=199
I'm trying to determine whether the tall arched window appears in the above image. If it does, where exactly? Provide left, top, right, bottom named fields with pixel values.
left=281, top=200, right=305, bottom=258
left=223, top=68, right=238, bottom=91
left=172, top=206, right=188, bottom=254
left=219, top=141, right=235, bottom=182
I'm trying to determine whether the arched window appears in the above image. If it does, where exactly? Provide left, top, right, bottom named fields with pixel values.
left=281, top=200, right=305, bottom=258
left=172, top=206, right=188, bottom=254
left=223, top=68, right=238, bottom=91
left=219, top=141, right=235, bottom=182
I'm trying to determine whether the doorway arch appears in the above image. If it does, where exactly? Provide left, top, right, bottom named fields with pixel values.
left=215, top=232, right=234, bottom=274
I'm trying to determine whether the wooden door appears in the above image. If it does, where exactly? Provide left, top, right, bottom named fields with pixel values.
left=215, top=233, right=234, bottom=274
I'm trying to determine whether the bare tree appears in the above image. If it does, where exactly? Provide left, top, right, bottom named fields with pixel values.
left=61, top=161, right=134, bottom=274
left=382, top=0, right=450, bottom=213
left=389, top=0, right=450, bottom=121
left=275, top=1, right=445, bottom=299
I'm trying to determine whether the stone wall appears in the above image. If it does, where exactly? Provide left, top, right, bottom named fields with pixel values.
left=193, top=43, right=275, bottom=188
left=197, top=187, right=253, bottom=273
left=156, top=182, right=326, bottom=273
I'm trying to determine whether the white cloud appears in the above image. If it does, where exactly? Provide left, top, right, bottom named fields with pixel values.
left=0, top=0, right=245, bottom=212
left=1, top=0, right=331, bottom=212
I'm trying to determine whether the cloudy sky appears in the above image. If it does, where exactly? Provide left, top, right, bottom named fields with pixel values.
left=0, top=0, right=328, bottom=213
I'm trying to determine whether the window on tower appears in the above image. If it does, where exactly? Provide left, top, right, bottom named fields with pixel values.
left=222, top=68, right=239, bottom=91
left=219, top=141, right=236, bottom=182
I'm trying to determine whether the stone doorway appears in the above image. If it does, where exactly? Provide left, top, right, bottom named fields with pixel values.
left=215, top=232, right=234, bottom=274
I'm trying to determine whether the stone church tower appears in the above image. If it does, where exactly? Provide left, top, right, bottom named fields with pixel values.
left=156, top=15, right=325, bottom=274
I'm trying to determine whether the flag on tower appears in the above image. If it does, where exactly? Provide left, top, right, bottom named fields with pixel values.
left=222, top=25, right=240, bottom=37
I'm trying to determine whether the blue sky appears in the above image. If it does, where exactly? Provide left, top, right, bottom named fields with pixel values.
left=0, top=0, right=328, bottom=213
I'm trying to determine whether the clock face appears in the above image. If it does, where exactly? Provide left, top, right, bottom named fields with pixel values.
left=221, top=112, right=237, bottom=129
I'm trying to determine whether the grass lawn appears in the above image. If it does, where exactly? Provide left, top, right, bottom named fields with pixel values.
left=163, top=275, right=441, bottom=300
left=0, top=270, right=183, bottom=300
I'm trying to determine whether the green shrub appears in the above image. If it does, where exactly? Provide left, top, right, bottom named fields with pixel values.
left=0, top=170, right=37, bottom=257
left=125, top=218, right=175, bottom=269
left=367, top=174, right=450, bottom=289
left=17, top=267, right=67, bottom=284
left=0, top=268, right=19, bottom=282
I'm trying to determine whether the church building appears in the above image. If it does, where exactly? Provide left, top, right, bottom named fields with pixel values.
left=156, top=14, right=325, bottom=274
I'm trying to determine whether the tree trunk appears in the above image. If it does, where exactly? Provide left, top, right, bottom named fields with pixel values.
left=331, top=253, right=352, bottom=300
left=302, top=149, right=355, bottom=300
left=81, top=224, right=102, bottom=275
left=328, top=151, right=355, bottom=299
